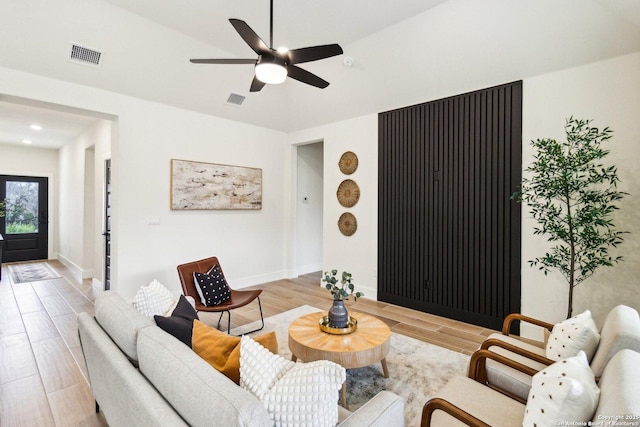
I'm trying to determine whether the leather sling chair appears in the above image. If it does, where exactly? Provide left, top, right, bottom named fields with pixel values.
left=177, top=256, right=264, bottom=335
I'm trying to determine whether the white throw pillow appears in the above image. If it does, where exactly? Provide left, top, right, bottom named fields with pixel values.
left=148, top=279, right=173, bottom=300
left=546, top=310, right=600, bottom=361
left=131, top=280, right=176, bottom=318
left=240, top=335, right=346, bottom=427
left=523, top=351, right=600, bottom=427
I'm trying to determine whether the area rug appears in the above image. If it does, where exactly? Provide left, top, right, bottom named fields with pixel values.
left=8, top=262, right=61, bottom=284
left=230, top=305, right=469, bottom=427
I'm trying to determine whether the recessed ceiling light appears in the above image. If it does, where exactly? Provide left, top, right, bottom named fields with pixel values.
left=30, top=124, right=43, bottom=131
left=22, top=139, right=33, bottom=144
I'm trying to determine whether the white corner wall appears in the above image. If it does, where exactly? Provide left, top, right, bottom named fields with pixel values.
left=0, top=143, right=58, bottom=258
left=521, top=52, right=640, bottom=335
left=289, top=115, right=379, bottom=299
left=58, top=119, right=111, bottom=280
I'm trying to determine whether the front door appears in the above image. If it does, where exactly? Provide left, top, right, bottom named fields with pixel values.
left=0, top=175, right=49, bottom=262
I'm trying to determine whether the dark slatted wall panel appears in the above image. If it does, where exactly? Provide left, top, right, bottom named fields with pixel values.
left=378, top=81, right=522, bottom=331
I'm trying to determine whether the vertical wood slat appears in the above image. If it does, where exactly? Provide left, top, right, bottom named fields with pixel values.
left=378, top=81, right=522, bottom=331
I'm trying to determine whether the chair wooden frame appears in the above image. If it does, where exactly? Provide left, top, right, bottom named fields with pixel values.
left=177, top=256, right=264, bottom=335
left=500, top=313, right=554, bottom=336
left=421, top=349, right=538, bottom=426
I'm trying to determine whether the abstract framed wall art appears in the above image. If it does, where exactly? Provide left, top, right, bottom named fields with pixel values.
left=170, top=159, right=262, bottom=210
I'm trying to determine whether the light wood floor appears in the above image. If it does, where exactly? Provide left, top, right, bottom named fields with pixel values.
left=0, top=260, right=496, bottom=427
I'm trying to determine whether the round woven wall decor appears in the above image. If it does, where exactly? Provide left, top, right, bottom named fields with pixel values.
left=336, top=179, right=360, bottom=207
left=338, top=212, right=357, bottom=236
left=339, top=151, right=358, bottom=175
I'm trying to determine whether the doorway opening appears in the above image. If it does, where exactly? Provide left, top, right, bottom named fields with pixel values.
left=295, top=141, right=324, bottom=275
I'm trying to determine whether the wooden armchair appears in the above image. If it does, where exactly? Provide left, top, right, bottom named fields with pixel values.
left=480, top=305, right=640, bottom=401
left=421, top=348, right=640, bottom=427
left=421, top=349, right=537, bottom=426
left=176, top=256, right=264, bottom=335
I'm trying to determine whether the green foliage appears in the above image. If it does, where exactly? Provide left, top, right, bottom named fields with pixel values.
left=0, top=199, right=5, bottom=218
left=513, top=117, right=627, bottom=318
left=322, top=269, right=364, bottom=302
left=6, top=223, right=37, bottom=234
left=4, top=182, right=39, bottom=233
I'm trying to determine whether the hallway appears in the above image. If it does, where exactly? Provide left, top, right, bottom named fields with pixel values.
left=0, top=260, right=106, bottom=426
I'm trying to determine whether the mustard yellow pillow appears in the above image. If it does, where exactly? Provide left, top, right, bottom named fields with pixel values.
left=191, top=320, right=277, bottom=384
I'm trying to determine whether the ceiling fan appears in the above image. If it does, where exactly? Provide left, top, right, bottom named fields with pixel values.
left=190, top=0, right=343, bottom=92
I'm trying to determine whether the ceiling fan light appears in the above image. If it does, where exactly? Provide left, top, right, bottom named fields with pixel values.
left=255, top=62, right=287, bottom=84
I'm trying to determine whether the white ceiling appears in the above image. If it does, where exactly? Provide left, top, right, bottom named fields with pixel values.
left=0, top=97, right=103, bottom=149
left=1, top=0, right=640, bottom=148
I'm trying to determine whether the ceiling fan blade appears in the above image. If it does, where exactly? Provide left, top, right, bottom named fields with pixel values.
left=288, top=44, right=343, bottom=64
left=190, top=59, right=256, bottom=64
left=287, top=65, right=330, bottom=89
left=229, top=19, right=270, bottom=55
left=250, top=76, right=266, bottom=92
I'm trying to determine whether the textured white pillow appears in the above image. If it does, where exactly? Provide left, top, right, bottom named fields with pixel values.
left=148, top=279, right=173, bottom=299
left=523, top=351, right=600, bottom=427
left=131, top=281, right=176, bottom=318
left=240, top=335, right=346, bottom=427
left=546, top=310, right=600, bottom=361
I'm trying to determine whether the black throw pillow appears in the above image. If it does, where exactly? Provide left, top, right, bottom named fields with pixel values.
left=193, top=265, right=231, bottom=306
left=154, top=295, right=199, bottom=347
left=172, top=294, right=199, bottom=321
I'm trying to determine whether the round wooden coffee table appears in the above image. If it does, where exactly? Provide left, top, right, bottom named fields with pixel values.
left=288, top=311, right=391, bottom=407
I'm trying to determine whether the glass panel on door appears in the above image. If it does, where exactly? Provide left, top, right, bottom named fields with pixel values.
left=5, top=181, right=40, bottom=234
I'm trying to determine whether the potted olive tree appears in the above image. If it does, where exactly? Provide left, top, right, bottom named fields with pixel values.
left=514, top=117, right=627, bottom=318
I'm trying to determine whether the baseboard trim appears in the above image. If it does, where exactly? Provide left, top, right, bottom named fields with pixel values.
left=56, top=254, right=89, bottom=283
left=232, top=270, right=288, bottom=289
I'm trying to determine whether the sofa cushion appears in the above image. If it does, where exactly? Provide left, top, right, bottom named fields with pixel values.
left=546, top=310, right=600, bottom=361
left=240, top=335, right=345, bottom=427
left=78, top=313, right=189, bottom=426
left=523, top=351, right=599, bottom=427
left=191, top=320, right=277, bottom=384
left=485, top=333, right=549, bottom=401
left=430, top=375, right=525, bottom=426
left=594, top=349, right=640, bottom=421
left=154, top=295, right=200, bottom=347
left=95, top=291, right=153, bottom=362
left=193, top=265, right=231, bottom=306
left=589, top=305, right=640, bottom=377
left=137, top=325, right=272, bottom=427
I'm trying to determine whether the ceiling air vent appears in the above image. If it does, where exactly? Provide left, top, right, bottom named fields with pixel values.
left=69, top=43, right=102, bottom=68
left=226, top=93, right=246, bottom=107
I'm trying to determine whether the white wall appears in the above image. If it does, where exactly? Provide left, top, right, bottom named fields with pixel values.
left=521, top=52, right=640, bottom=335
left=289, top=115, right=379, bottom=299
left=0, top=143, right=58, bottom=258
left=114, top=105, right=288, bottom=300
left=0, top=66, right=289, bottom=301
left=295, top=142, right=324, bottom=275
left=58, top=119, right=111, bottom=280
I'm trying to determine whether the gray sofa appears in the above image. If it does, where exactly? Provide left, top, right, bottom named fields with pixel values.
left=78, top=291, right=405, bottom=427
